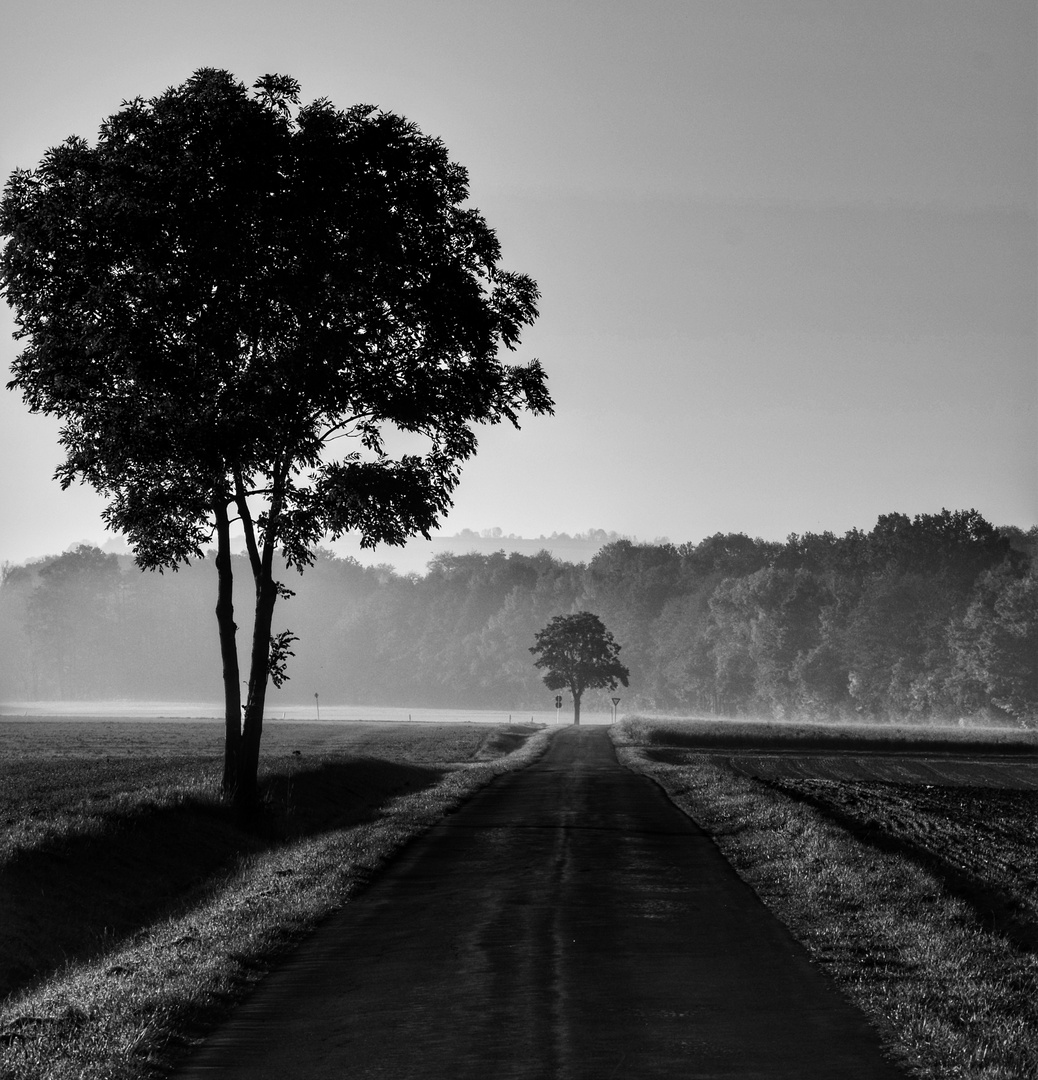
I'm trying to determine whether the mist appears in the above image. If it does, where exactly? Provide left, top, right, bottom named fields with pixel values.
left=1, top=511, right=1035, bottom=725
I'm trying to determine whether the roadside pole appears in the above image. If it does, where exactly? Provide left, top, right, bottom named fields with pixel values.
left=314, top=692, right=320, bottom=721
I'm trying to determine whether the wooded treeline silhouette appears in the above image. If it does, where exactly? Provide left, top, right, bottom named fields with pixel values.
left=1, top=509, right=1034, bottom=722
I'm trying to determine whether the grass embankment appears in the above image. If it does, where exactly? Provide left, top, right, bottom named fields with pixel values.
left=614, top=716, right=1038, bottom=1080
left=0, top=720, right=551, bottom=1079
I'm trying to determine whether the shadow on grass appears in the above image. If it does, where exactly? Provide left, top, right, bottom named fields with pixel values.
left=0, top=757, right=444, bottom=1003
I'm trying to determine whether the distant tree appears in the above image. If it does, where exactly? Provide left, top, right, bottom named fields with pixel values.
left=678, top=532, right=780, bottom=580
left=954, top=567, right=1038, bottom=722
left=1, top=69, right=552, bottom=807
left=530, top=611, right=629, bottom=724
left=25, top=545, right=122, bottom=698
left=582, top=540, right=683, bottom=687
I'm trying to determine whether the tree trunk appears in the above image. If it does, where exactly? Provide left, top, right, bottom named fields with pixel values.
left=213, top=501, right=242, bottom=796
left=573, top=690, right=581, bottom=725
left=237, top=565, right=278, bottom=811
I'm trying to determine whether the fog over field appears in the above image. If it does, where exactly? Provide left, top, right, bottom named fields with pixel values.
left=2, top=512, right=1034, bottom=725
left=0, top=703, right=607, bottom=727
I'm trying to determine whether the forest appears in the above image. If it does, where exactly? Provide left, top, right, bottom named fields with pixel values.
left=1, top=509, right=1035, bottom=723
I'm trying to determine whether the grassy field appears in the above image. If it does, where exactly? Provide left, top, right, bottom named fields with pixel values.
left=0, top=718, right=551, bottom=1079
left=615, top=715, right=1038, bottom=1079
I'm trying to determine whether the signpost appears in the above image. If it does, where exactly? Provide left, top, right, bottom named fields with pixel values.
left=555, top=694, right=563, bottom=722
left=610, top=696, right=621, bottom=724
left=314, top=692, right=320, bottom=721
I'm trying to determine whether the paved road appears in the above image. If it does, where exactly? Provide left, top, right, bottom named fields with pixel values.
left=177, top=726, right=905, bottom=1079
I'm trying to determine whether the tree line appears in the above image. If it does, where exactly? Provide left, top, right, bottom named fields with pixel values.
left=2, top=509, right=1034, bottom=723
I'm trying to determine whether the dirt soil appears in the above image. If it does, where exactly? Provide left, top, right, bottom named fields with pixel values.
left=174, top=726, right=905, bottom=1080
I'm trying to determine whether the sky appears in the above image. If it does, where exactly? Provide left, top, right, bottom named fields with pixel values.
left=1, top=0, right=1034, bottom=570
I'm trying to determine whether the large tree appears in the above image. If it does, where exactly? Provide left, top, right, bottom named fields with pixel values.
left=1, top=69, right=552, bottom=806
left=530, top=611, right=629, bottom=724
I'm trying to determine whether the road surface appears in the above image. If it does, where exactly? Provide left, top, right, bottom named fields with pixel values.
left=176, top=725, right=904, bottom=1079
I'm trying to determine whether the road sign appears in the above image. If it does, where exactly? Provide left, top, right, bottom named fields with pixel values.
left=611, top=697, right=621, bottom=707
left=554, top=695, right=563, bottom=709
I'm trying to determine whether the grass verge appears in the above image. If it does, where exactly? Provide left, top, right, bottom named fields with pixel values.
left=613, top=718, right=1038, bottom=1080
left=0, top=722, right=552, bottom=1079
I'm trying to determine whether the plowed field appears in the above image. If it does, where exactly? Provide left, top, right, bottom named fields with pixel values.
left=730, top=751, right=1038, bottom=788
left=728, top=751, right=1038, bottom=951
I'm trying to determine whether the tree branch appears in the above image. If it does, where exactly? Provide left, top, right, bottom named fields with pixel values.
left=233, top=466, right=263, bottom=578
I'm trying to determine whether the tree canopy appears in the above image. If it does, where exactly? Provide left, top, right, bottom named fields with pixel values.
left=530, top=611, right=629, bottom=724
left=0, top=69, right=552, bottom=804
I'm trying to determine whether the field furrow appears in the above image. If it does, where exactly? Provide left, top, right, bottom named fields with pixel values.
left=756, top=777, right=1038, bottom=951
